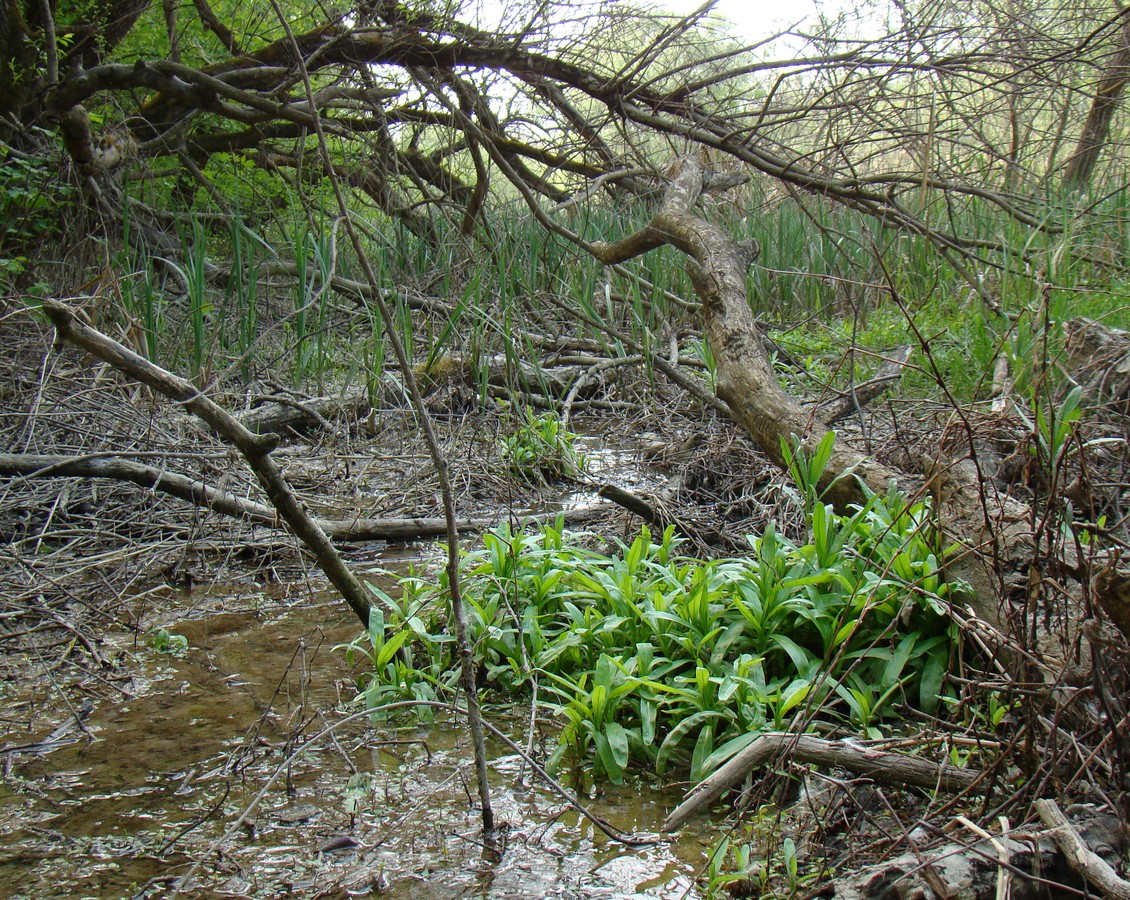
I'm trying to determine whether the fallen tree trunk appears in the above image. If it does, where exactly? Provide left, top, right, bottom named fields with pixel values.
left=237, top=353, right=608, bottom=437
left=0, top=452, right=538, bottom=542
left=239, top=392, right=370, bottom=436
left=590, top=157, right=1046, bottom=651
left=590, top=160, right=901, bottom=510
left=662, top=733, right=981, bottom=832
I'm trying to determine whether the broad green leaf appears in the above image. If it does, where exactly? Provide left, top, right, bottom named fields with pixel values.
left=594, top=731, right=624, bottom=784
left=919, top=651, right=947, bottom=715
left=640, top=699, right=657, bottom=746
left=374, top=628, right=412, bottom=669
left=656, top=710, right=725, bottom=773
left=883, top=632, right=918, bottom=689
left=604, top=721, right=629, bottom=773
left=690, top=724, right=715, bottom=782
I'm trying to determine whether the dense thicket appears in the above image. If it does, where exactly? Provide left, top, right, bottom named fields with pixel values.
left=4, top=0, right=1130, bottom=266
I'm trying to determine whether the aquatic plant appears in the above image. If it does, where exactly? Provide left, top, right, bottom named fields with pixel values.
left=149, top=627, right=188, bottom=656
left=346, top=443, right=961, bottom=783
left=500, top=406, right=586, bottom=483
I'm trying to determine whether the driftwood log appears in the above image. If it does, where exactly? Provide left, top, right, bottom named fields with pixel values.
left=662, top=733, right=980, bottom=833
left=239, top=391, right=371, bottom=436
left=236, top=353, right=610, bottom=438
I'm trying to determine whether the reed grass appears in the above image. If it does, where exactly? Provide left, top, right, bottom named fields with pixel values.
left=95, top=175, right=1130, bottom=410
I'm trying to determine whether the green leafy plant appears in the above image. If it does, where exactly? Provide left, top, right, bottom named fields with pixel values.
left=149, top=627, right=188, bottom=656
left=160, top=220, right=214, bottom=385
left=345, top=446, right=960, bottom=783
left=1, top=137, right=75, bottom=287
left=342, top=772, right=374, bottom=826
left=500, top=407, right=586, bottom=482
left=704, top=816, right=826, bottom=899
left=706, top=832, right=763, bottom=898
left=226, top=219, right=271, bottom=381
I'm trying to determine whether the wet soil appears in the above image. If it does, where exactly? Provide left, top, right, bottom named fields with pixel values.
left=0, top=573, right=714, bottom=899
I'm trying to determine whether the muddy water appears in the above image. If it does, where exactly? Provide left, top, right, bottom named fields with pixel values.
left=0, top=581, right=714, bottom=899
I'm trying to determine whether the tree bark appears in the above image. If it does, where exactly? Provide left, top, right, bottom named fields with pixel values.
left=591, top=159, right=902, bottom=510
left=1063, top=4, right=1130, bottom=190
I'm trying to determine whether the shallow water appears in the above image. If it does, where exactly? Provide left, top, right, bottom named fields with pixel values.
left=0, top=581, right=714, bottom=899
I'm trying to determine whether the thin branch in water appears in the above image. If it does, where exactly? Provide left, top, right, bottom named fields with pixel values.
left=264, top=0, right=496, bottom=836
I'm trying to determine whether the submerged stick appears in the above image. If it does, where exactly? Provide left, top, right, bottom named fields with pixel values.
left=662, top=732, right=981, bottom=832
left=40, top=299, right=373, bottom=628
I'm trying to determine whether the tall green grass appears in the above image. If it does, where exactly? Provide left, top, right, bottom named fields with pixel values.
left=102, top=178, right=1130, bottom=404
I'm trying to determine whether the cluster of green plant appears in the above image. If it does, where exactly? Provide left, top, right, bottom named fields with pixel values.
left=706, top=823, right=819, bottom=899
left=346, top=441, right=960, bottom=785
left=500, top=407, right=586, bottom=482
left=727, top=184, right=1130, bottom=407
left=149, top=627, right=188, bottom=655
left=1, top=135, right=74, bottom=287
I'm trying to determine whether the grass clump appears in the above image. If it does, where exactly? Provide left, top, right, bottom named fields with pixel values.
left=347, top=468, right=960, bottom=785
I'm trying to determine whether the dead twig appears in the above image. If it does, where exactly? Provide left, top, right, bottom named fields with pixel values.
left=40, top=299, right=374, bottom=628
left=1035, top=798, right=1130, bottom=900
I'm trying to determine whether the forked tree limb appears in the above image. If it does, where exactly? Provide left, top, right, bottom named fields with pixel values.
left=662, top=733, right=981, bottom=833
left=40, top=299, right=374, bottom=628
left=590, top=158, right=903, bottom=511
